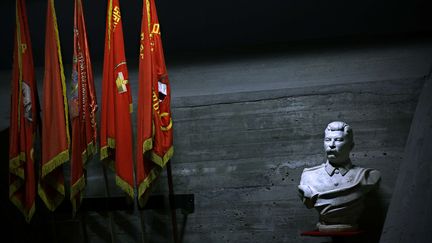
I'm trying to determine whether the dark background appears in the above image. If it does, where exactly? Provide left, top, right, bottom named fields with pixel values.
left=1, top=0, right=432, bottom=69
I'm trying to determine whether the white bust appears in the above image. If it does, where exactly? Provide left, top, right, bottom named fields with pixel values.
left=298, top=121, right=381, bottom=232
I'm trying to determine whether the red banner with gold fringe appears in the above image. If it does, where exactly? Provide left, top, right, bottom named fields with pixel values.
left=69, top=0, right=98, bottom=214
left=100, top=0, right=134, bottom=199
left=39, top=0, right=70, bottom=212
left=136, top=0, right=174, bottom=207
left=9, top=0, right=39, bottom=222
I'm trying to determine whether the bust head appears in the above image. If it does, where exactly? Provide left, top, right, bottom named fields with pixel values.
left=324, top=121, right=354, bottom=166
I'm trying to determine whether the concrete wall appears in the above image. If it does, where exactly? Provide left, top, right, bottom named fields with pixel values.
left=380, top=76, right=432, bottom=243
left=1, top=40, right=432, bottom=242
left=161, top=78, right=422, bottom=243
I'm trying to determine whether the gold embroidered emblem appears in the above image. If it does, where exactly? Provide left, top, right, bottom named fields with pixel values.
left=116, top=72, right=128, bottom=93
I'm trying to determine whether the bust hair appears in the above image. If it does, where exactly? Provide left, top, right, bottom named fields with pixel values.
left=325, top=121, right=354, bottom=142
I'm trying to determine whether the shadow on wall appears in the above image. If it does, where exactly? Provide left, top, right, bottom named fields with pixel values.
left=358, top=188, right=388, bottom=243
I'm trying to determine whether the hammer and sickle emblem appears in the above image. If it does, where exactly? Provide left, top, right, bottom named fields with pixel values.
left=160, top=112, right=172, bottom=131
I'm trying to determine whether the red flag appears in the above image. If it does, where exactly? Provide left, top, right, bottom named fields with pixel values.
left=100, top=0, right=134, bottom=198
left=69, top=0, right=97, bottom=213
left=9, top=0, right=39, bottom=222
left=39, top=0, right=70, bottom=211
left=136, top=0, right=174, bottom=206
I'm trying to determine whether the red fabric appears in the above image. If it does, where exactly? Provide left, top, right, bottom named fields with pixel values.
left=69, top=0, right=97, bottom=212
left=9, top=0, right=39, bottom=222
left=100, top=0, right=134, bottom=198
left=39, top=0, right=69, bottom=211
left=136, top=0, right=174, bottom=206
left=149, top=0, right=173, bottom=163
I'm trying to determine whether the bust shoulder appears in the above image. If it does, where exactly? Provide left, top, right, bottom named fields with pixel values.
left=364, top=168, right=381, bottom=185
left=346, top=165, right=381, bottom=186
left=302, top=163, right=325, bottom=173
left=300, top=163, right=328, bottom=185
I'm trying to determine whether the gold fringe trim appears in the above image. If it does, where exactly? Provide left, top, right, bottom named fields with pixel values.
left=44, top=174, right=65, bottom=194
left=9, top=152, right=25, bottom=169
left=10, top=196, right=35, bottom=223
left=151, top=146, right=174, bottom=167
left=82, top=141, right=96, bottom=166
left=100, top=138, right=115, bottom=160
left=9, top=156, right=21, bottom=170
left=70, top=175, right=86, bottom=200
left=87, top=141, right=96, bottom=156
left=9, top=179, right=23, bottom=197
left=115, top=175, right=134, bottom=199
left=130, top=103, right=133, bottom=113
left=142, top=138, right=153, bottom=153
left=41, top=149, right=69, bottom=178
left=71, top=175, right=85, bottom=215
left=107, top=0, right=112, bottom=50
left=81, top=150, right=88, bottom=166
left=138, top=188, right=153, bottom=209
left=100, top=145, right=109, bottom=161
left=108, top=137, right=115, bottom=148
left=9, top=153, right=26, bottom=179
left=137, top=166, right=162, bottom=207
left=16, top=0, right=23, bottom=129
left=38, top=182, right=65, bottom=212
left=51, top=0, right=70, bottom=148
left=10, top=167, right=24, bottom=180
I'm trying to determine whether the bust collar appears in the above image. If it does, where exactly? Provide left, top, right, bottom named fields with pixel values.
left=325, top=160, right=353, bottom=176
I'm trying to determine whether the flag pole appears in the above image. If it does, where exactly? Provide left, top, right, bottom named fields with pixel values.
left=102, top=165, right=116, bottom=243
left=80, top=212, right=89, bottom=243
left=166, top=160, right=179, bottom=243
left=133, top=127, right=147, bottom=243
left=138, top=210, right=147, bottom=243
left=51, top=214, right=58, bottom=242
